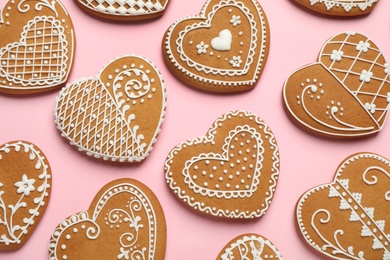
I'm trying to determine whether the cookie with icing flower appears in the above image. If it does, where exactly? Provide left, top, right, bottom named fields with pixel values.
left=163, top=0, right=270, bottom=93
left=283, top=32, right=390, bottom=138
left=0, top=0, right=75, bottom=94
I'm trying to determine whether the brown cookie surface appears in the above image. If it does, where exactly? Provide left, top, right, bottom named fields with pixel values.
left=0, top=141, right=51, bottom=250
left=295, top=0, right=379, bottom=16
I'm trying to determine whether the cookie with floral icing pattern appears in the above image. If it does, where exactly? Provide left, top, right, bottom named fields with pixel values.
left=0, top=141, right=51, bottom=250
left=296, top=152, right=390, bottom=259
left=165, top=110, right=279, bottom=219
left=0, top=0, right=75, bottom=94
left=163, top=0, right=269, bottom=93
left=295, top=0, right=379, bottom=16
left=49, top=178, right=166, bottom=260
left=283, top=32, right=390, bottom=138
left=55, top=55, right=167, bottom=163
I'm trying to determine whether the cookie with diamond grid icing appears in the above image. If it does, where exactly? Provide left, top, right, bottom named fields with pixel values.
left=283, top=32, right=390, bottom=138
left=0, top=0, right=75, bottom=94
left=55, top=55, right=167, bottom=162
left=296, top=152, right=390, bottom=259
left=164, top=110, right=280, bottom=219
left=75, top=0, right=170, bottom=21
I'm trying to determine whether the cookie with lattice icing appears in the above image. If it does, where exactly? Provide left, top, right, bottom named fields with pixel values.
left=163, top=0, right=269, bottom=93
left=0, top=141, right=51, bottom=250
left=283, top=32, right=390, bottom=138
left=0, top=0, right=75, bottom=94
left=49, top=178, right=166, bottom=260
left=75, top=0, right=170, bottom=20
left=296, top=152, right=390, bottom=259
left=164, top=110, right=279, bottom=219
left=55, top=55, right=167, bottom=162
left=217, top=233, right=283, bottom=259
left=295, top=0, right=379, bottom=16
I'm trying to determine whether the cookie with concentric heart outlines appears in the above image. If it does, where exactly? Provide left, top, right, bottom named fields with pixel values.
left=296, top=152, right=390, bottom=259
left=0, top=0, right=75, bottom=94
left=0, top=141, right=51, bottom=250
left=163, top=0, right=269, bottom=92
left=283, top=32, right=390, bottom=138
left=55, top=55, right=167, bottom=162
left=49, top=178, right=166, bottom=260
left=295, top=0, right=379, bottom=16
left=165, top=110, right=279, bottom=219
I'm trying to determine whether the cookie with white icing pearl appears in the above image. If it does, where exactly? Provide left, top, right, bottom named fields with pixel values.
left=0, top=141, right=51, bottom=250
left=164, top=110, right=279, bottom=219
left=217, top=233, right=283, bottom=259
left=283, top=32, right=390, bottom=138
left=0, top=0, right=75, bottom=94
left=296, top=152, right=390, bottom=259
left=55, top=55, right=167, bottom=163
left=163, top=0, right=269, bottom=93
left=49, top=178, right=166, bottom=260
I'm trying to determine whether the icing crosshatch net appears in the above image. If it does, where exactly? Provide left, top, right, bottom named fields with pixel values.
left=295, top=0, right=379, bottom=16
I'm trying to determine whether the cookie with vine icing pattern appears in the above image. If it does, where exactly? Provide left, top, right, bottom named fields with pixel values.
left=296, top=152, right=390, bottom=259
left=0, top=0, right=75, bottom=94
left=217, top=233, right=283, bottom=259
left=55, top=55, right=167, bottom=163
left=295, top=0, right=379, bottom=17
left=163, top=0, right=269, bottom=93
left=0, top=141, right=51, bottom=250
left=283, top=32, right=390, bottom=138
left=75, top=0, right=170, bottom=21
left=49, top=178, right=166, bottom=260
left=164, top=110, right=279, bottom=219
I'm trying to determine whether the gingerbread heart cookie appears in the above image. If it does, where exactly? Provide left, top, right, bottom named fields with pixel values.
left=75, top=0, right=170, bottom=20
left=283, top=32, right=390, bottom=138
left=295, top=0, right=379, bottom=16
left=296, top=152, right=390, bottom=259
left=165, top=111, right=279, bottom=219
left=217, top=233, right=283, bottom=259
left=49, top=178, right=166, bottom=259
left=0, top=141, right=51, bottom=250
left=0, top=0, right=75, bottom=94
left=55, top=55, right=167, bottom=163
left=163, top=0, right=270, bottom=92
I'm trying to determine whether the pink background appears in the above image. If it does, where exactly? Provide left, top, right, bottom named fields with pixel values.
left=1, top=0, right=390, bottom=259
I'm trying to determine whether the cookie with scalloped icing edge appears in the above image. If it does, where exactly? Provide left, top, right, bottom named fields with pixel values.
left=0, top=141, right=51, bottom=250
left=55, top=55, right=167, bottom=163
left=164, top=110, right=279, bottom=219
left=294, top=0, right=379, bottom=17
left=217, top=233, right=283, bottom=259
left=283, top=32, right=390, bottom=138
left=163, top=0, right=269, bottom=93
left=49, top=178, right=166, bottom=260
left=75, top=0, right=170, bottom=21
left=296, top=152, right=390, bottom=259
left=0, top=0, right=75, bottom=94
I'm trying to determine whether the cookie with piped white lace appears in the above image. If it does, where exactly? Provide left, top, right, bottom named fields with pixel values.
left=295, top=0, right=379, bottom=16
left=296, top=152, right=390, bottom=259
left=164, top=110, right=279, bottom=219
left=283, top=32, right=390, bottom=138
left=55, top=55, right=167, bottom=162
left=217, top=233, right=283, bottom=259
left=0, top=0, right=75, bottom=94
left=0, top=141, right=51, bottom=250
left=163, top=0, right=269, bottom=93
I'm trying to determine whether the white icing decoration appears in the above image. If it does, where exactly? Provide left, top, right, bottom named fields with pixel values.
left=330, top=50, right=344, bottom=61
left=229, top=15, right=241, bottom=27
left=309, top=0, right=378, bottom=12
left=360, top=69, right=373, bottom=83
left=229, top=56, right=242, bottom=68
left=211, top=29, right=232, bottom=51
left=18, top=0, right=59, bottom=17
left=196, top=41, right=209, bottom=54
left=362, top=166, right=390, bottom=202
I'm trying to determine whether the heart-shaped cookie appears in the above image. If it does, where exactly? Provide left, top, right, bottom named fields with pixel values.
left=55, top=55, right=167, bottom=163
left=75, top=0, right=170, bottom=20
left=49, top=178, right=166, bottom=259
left=165, top=110, right=279, bottom=219
left=0, top=0, right=75, bottom=94
left=163, top=0, right=270, bottom=92
left=296, top=152, right=390, bottom=259
left=0, top=141, right=51, bottom=250
left=216, top=233, right=283, bottom=259
left=283, top=32, right=390, bottom=138
left=295, top=0, right=379, bottom=16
